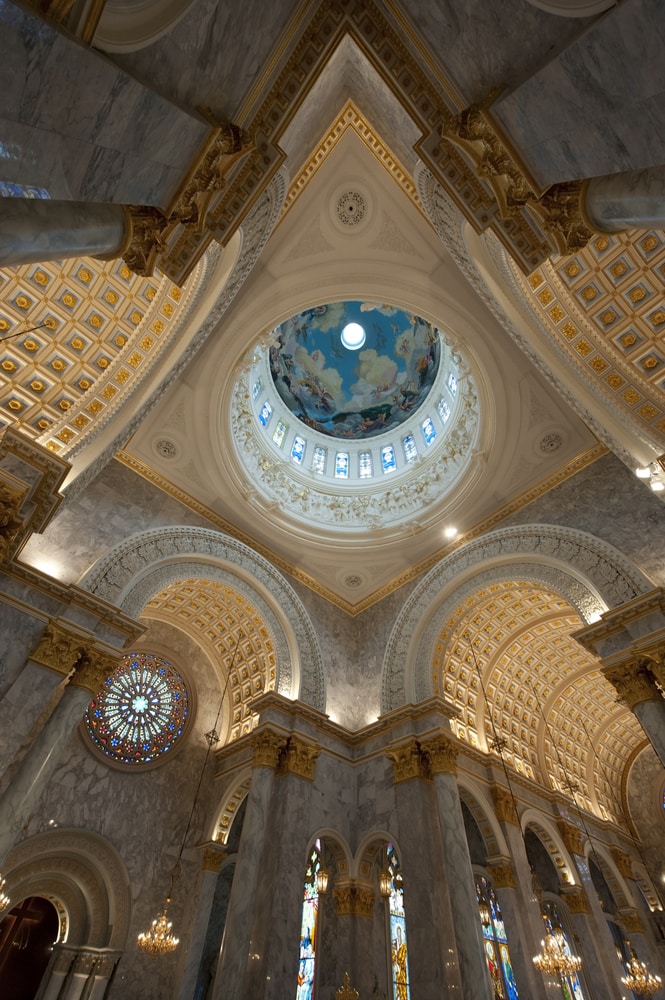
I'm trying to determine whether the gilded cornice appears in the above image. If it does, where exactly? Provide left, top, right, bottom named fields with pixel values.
left=335, top=972, right=360, bottom=1000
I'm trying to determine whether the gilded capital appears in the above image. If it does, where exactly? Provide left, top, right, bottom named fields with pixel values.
left=31, top=622, right=92, bottom=678
left=333, top=883, right=376, bottom=917
left=491, top=784, right=519, bottom=826
left=280, top=735, right=320, bottom=781
left=557, top=819, right=585, bottom=857
left=602, top=661, right=660, bottom=709
left=617, top=908, right=644, bottom=934
left=488, top=861, right=516, bottom=889
left=610, top=846, right=634, bottom=880
left=122, top=206, right=168, bottom=278
left=250, top=730, right=285, bottom=769
left=420, top=734, right=459, bottom=776
left=201, top=846, right=228, bottom=873
left=563, top=886, right=589, bottom=915
left=386, top=739, right=426, bottom=784
left=69, top=649, right=118, bottom=695
left=0, top=482, right=24, bottom=562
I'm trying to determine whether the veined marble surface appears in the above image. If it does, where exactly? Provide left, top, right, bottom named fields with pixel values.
left=1, top=3, right=208, bottom=206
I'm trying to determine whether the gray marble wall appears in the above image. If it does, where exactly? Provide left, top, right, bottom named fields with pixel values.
left=1, top=3, right=208, bottom=207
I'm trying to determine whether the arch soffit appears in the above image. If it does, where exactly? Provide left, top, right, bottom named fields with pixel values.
left=213, top=768, right=252, bottom=845
left=78, top=526, right=325, bottom=711
left=4, top=828, right=131, bottom=949
left=456, top=777, right=510, bottom=860
left=382, top=523, right=650, bottom=711
left=521, top=809, right=579, bottom=889
left=306, top=830, right=353, bottom=884
left=584, top=842, right=632, bottom=911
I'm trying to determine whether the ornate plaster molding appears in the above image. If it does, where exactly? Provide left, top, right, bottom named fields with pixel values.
left=382, top=522, right=649, bottom=711
left=278, top=735, right=320, bottom=781
left=487, top=861, right=516, bottom=889
left=79, top=525, right=325, bottom=711
left=420, top=734, right=459, bottom=776
left=492, top=785, right=519, bottom=827
left=333, top=883, right=376, bottom=917
left=250, top=730, right=286, bottom=770
left=602, top=661, right=661, bottom=709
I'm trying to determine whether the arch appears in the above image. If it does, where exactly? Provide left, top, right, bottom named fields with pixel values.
left=584, top=844, right=632, bottom=911
left=3, top=829, right=131, bottom=950
left=521, top=810, right=579, bottom=889
left=79, top=526, right=325, bottom=711
left=456, top=778, right=510, bottom=860
left=213, top=770, right=252, bottom=845
left=382, top=523, right=650, bottom=711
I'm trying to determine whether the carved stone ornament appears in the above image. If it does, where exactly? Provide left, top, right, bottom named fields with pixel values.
left=420, top=734, right=459, bottom=775
left=617, top=908, right=644, bottom=934
left=557, top=819, right=585, bottom=857
left=562, top=886, right=590, bottom=915
left=121, top=206, right=168, bottom=277
left=250, top=730, right=285, bottom=769
left=279, top=735, right=320, bottom=781
left=336, top=972, right=360, bottom=1000
left=73, top=951, right=99, bottom=975
left=386, top=739, right=429, bottom=784
left=31, top=622, right=92, bottom=678
left=602, top=661, right=661, bottom=709
left=333, top=883, right=376, bottom=917
left=0, top=482, right=24, bottom=562
left=610, top=846, right=634, bottom=880
left=69, top=649, right=119, bottom=695
left=487, top=862, right=516, bottom=890
left=491, top=785, right=519, bottom=826
left=201, top=846, right=228, bottom=873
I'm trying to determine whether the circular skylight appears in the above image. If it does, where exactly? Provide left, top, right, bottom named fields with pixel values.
left=269, top=301, right=440, bottom=439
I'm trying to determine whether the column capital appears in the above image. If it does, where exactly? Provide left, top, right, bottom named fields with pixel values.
left=30, top=621, right=118, bottom=692
left=69, top=649, right=118, bottom=695
left=610, top=846, right=634, bottom=880
left=333, top=882, right=376, bottom=917
left=491, top=784, right=520, bottom=826
left=617, top=907, right=644, bottom=934
left=487, top=861, right=516, bottom=889
left=250, top=729, right=285, bottom=769
left=557, top=819, right=585, bottom=857
left=279, top=735, right=320, bottom=781
left=420, top=733, right=459, bottom=775
left=0, top=481, right=24, bottom=563
left=602, top=660, right=661, bottom=709
left=562, top=886, right=590, bottom=914
left=200, top=843, right=228, bottom=873
left=385, top=738, right=428, bottom=784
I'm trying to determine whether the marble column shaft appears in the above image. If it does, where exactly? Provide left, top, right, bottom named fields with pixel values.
left=0, top=662, right=62, bottom=784
left=0, top=683, right=91, bottom=864
left=0, top=199, right=128, bottom=268
left=633, top=700, right=665, bottom=767
left=567, top=858, right=628, bottom=998
left=432, top=771, right=495, bottom=1000
left=584, top=165, right=665, bottom=233
left=176, top=857, right=227, bottom=1000
left=209, top=762, right=277, bottom=1000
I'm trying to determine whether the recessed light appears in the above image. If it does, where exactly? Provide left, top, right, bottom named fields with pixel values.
left=636, top=467, right=651, bottom=478
left=444, top=526, right=458, bottom=539
left=340, top=322, right=366, bottom=350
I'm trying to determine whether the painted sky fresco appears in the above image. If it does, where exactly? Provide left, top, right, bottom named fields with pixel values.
left=269, top=301, right=441, bottom=439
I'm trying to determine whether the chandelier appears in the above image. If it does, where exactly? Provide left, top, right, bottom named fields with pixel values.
left=137, top=897, right=179, bottom=958
left=621, top=945, right=663, bottom=997
left=0, top=874, right=10, bottom=913
left=533, top=928, right=582, bottom=978
left=137, top=633, right=242, bottom=957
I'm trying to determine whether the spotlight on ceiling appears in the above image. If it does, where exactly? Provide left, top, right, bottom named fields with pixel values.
left=340, top=322, right=366, bottom=350
left=444, top=526, right=458, bottom=539
left=635, top=467, right=652, bottom=478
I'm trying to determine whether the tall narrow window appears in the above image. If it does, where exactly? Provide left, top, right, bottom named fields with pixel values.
left=542, top=903, right=587, bottom=1000
left=387, top=844, right=411, bottom=1000
left=476, top=875, right=519, bottom=999
left=296, top=841, right=321, bottom=1000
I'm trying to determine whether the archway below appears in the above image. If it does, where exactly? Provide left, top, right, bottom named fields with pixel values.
left=0, top=896, right=60, bottom=1000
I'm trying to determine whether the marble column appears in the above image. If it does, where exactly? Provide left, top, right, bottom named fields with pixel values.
left=560, top=883, right=624, bottom=999
left=176, top=843, right=227, bottom=1000
left=487, top=859, right=549, bottom=1000
left=488, top=786, right=557, bottom=998
left=0, top=624, right=117, bottom=865
left=242, top=734, right=320, bottom=1000
left=209, top=729, right=284, bottom=1000
left=0, top=198, right=129, bottom=267
left=602, top=660, right=665, bottom=767
left=420, top=735, right=495, bottom=1000
left=386, top=737, right=464, bottom=998
left=330, top=881, right=379, bottom=999
left=583, top=165, right=665, bottom=233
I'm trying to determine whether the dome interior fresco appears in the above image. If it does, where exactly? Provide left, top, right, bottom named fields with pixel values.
left=144, top=578, right=275, bottom=742
left=515, top=229, right=665, bottom=445
left=433, top=581, right=644, bottom=822
left=269, top=301, right=440, bottom=439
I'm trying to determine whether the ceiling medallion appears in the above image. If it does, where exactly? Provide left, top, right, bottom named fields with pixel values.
left=539, top=432, right=563, bottom=453
left=154, top=438, right=179, bottom=460
left=336, top=191, right=366, bottom=227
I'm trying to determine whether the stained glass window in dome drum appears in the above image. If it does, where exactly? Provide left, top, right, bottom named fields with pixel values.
left=86, top=652, right=190, bottom=765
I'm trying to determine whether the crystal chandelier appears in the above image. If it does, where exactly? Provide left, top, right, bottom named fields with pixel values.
left=0, top=874, right=10, bottom=913
left=137, top=896, right=179, bottom=958
left=621, top=945, right=663, bottom=997
left=137, top=633, right=242, bottom=957
left=533, top=927, right=582, bottom=978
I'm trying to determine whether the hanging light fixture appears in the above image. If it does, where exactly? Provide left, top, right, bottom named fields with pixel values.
left=379, top=865, right=392, bottom=898
left=621, top=943, right=663, bottom=997
left=137, top=633, right=242, bottom=957
left=316, top=864, right=330, bottom=895
left=532, top=923, right=582, bottom=978
left=0, top=874, right=10, bottom=913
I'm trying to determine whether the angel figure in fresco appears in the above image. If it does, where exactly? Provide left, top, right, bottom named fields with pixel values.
left=391, top=924, right=408, bottom=1000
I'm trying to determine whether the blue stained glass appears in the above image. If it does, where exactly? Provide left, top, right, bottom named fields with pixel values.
left=273, top=419, right=288, bottom=447
left=335, top=452, right=349, bottom=478
left=402, top=435, right=417, bottom=462
left=421, top=417, right=436, bottom=445
left=437, top=399, right=450, bottom=423
left=447, top=372, right=458, bottom=396
left=292, top=436, right=306, bottom=464
left=252, top=377, right=262, bottom=399
left=259, top=401, right=272, bottom=426
left=381, top=445, right=396, bottom=474
left=296, top=842, right=321, bottom=1000
left=387, top=845, right=410, bottom=1000
left=477, top=876, right=519, bottom=1000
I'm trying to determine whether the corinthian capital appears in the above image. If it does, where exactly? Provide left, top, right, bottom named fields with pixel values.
left=603, top=660, right=661, bottom=709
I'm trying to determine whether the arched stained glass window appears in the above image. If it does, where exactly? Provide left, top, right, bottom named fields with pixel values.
left=387, top=844, right=410, bottom=1000
left=296, top=841, right=321, bottom=1000
left=476, top=875, right=519, bottom=999
left=542, top=903, right=587, bottom=1000
left=85, top=652, right=190, bottom=766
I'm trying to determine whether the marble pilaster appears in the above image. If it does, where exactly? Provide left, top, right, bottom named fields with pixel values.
left=209, top=730, right=283, bottom=1000
left=0, top=199, right=128, bottom=268
left=583, top=165, right=665, bottom=233
left=421, top=736, right=494, bottom=1000
left=176, top=843, right=228, bottom=1000
left=602, top=661, right=665, bottom=767
left=488, top=859, right=549, bottom=1000
left=561, top=879, right=624, bottom=1000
